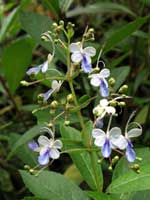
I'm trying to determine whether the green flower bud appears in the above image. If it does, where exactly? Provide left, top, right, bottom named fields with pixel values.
left=59, top=20, right=64, bottom=26
left=49, top=109, right=56, bottom=114
left=118, top=101, right=126, bottom=107
left=20, top=80, right=30, bottom=86
left=37, top=94, right=44, bottom=101
left=29, top=169, right=35, bottom=174
left=108, top=77, right=116, bottom=86
left=67, top=94, right=74, bottom=102
left=52, top=22, right=58, bottom=28
left=119, top=85, right=128, bottom=93
left=112, top=155, right=119, bottom=165
left=50, top=100, right=58, bottom=109
left=64, top=120, right=70, bottom=126
left=88, top=28, right=94, bottom=33
left=109, top=100, right=117, bottom=107
left=108, top=165, right=112, bottom=171
left=48, top=123, right=53, bottom=128
left=24, top=165, right=30, bottom=170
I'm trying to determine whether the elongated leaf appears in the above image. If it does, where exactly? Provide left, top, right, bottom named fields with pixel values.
left=41, top=0, right=59, bottom=19
left=7, top=125, right=42, bottom=159
left=104, top=16, right=149, bottom=53
left=66, top=2, right=135, bottom=17
left=108, top=165, right=150, bottom=193
left=20, top=170, right=89, bottom=200
left=86, top=191, right=118, bottom=200
left=2, top=36, right=34, bottom=94
left=111, top=66, right=130, bottom=91
left=20, top=11, right=66, bottom=63
left=59, top=0, right=74, bottom=12
left=60, top=125, right=103, bottom=190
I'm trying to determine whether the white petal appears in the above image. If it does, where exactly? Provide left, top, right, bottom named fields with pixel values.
left=92, top=128, right=105, bottom=138
left=94, top=136, right=106, bottom=147
left=39, top=146, right=49, bottom=155
left=127, top=128, right=142, bottom=138
left=105, top=106, right=116, bottom=115
left=71, top=52, right=82, bottom=62
left=40, top=127, right=54, bottom=138
left=99, top=68, right=110, bottom=78
left=100, top=99, right=108, bottom=107
left=70, top=43, right=81, bottom=52
left=111, top=135, right=128, bottom=150
left=41, top=61, right=48, bottom=73
left=53, top=140, right=63, bottom=149
left=51, top=80, right=61, bottom=92
left=83, top=47, right=96, bottom=57
left=50, top=148, right=60, bottom=159
left=38, top=136, right=50, bottom=146
left=90, top=74, right=101, bottom=87
left=109, top=127, right=122, bottom=138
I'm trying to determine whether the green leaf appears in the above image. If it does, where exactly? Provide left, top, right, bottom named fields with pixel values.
left=20, top=170, right=89, bottom=200
left=104, top=16, right=149, bottom=53
left=66, top=2, right=135, bottom=18
left=60, top=125, right=103, bottom=190
left=86, top=191, right=118, bottom=200
left=64, top=164, right=83, bottom=185
left=108, top=165, right=150, bottom=193
left=7, top=125, right=42, bottom=159
left=0, top=0, right=31, bottom=42
left=59, top=0, right=74, bottom=12
left=2, top=36, right=34, bottom=94
left=41, top=0, right=60, bottom=19
left=111, top=66, right=130, bottom=91
left=0, top=168, right=13, bottom=192
left=120, top=190, right=150, bottom=200
left=134, top=105, right=150, bottom=124
left=20, top=11, right=66, bottom=63
left=8, top=133, right=37, bottom=167
left=112, top=148, right=150, bottom=181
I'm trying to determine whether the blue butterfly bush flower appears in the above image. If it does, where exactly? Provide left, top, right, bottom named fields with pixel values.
left=26, top=54, right=53, bottom=76
left=41, top=80, right=62, bottom=102
left=28, top=128, right=63, bottom=165
left=92, top=127, right=125, bottom=158
left=90, top=68, right=110, bottom=97
left=70, top=43, right=96, bottom=73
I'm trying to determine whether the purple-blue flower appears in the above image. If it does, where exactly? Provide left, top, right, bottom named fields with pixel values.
left=70, top=43, right=96, bottom=73
left=90, top=68, right=110, bottom=97
left=92, top=127, right=125, bottom=158
left=41, top=80, right=62, bottom=102
left=28, top=128, right=63, bottom=165
left=26, top=61, right=48, bottom=76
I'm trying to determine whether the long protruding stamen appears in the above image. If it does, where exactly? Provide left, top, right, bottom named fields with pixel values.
left=106, top=114, right=113, bottom=137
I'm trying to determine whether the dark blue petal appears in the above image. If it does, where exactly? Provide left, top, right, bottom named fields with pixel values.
left=125, top=141, right=136, bottom=162
left=26, top=66, right=41, bottom=76
left=101, top=139, right=111, bottom=158
left=28, top=141, right=39, bottom=151
left=43, top=89, right=54, bottom=101
left=38, top=149, right=50, bottom=165
left=100, top=78, right=109, bottom=97
left=81, top=55, right=92, bottom=73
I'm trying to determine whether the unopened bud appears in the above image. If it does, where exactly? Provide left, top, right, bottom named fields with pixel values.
left=48, top=53, right=53, bottom=63
left=118, top=101, right=126, bottom=107
left=108, top=165, right=112, bottom=171
left=109, top=100, right=117, bottom=107
left=50, top=100, right=58, bottom=109
left=64, top=120, right=70, bottom=126
left=29, top=169, right=34, bottom=174
left=49, top=109, right=56, bottom=114
left=59, top=20, right=64, bottom=26
left=88, top=28, right=94, bottom=33
left=37, top=94, right=44, bottom=101
left=136, top=157, right=142, bottom=161
left=112, top=155, right=119, bottom=165
left=48, top=123, right=53, bottom=128
left=108, top=77, right=116, bottom=86
left=52, top=22, right=58, bottom=28
left=119, top=85, right=128, bottom=93
left=67, top=94, right=74, bottom=102
left=24, top=165, right=30, bottom=170
left=20, top=80, right=29, bottom=86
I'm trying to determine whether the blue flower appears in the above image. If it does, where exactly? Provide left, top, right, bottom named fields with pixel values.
left=70, top=43, right=96, bottom=73
left=26, top=61, right=48, bottom=76
left=41, top=80, right=62, bottom=102
left=28, top=128, right=63, bottom=165
left=92, top=127, right=125, bottom=158
left=90, top=68, right=110, bottom=97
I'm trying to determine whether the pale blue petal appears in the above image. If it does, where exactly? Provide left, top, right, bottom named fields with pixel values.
left=26, top=66, right=41, bottom=76
left=95, top=118, right=104, bottom=128
left=81, top=55, right=92, bottom=73
left=101, top=139, right=111, bottom=158
left=100, top=78, right=109, bottom=97
left=28, top=141, right=39, bottom=151
left=125, top=141, right=136, bottom=162
left=38, top=149, right=50, bottom=165
left=41, top=61, right=48, bottom=73
left=43, top=89, right=54, bottom=101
